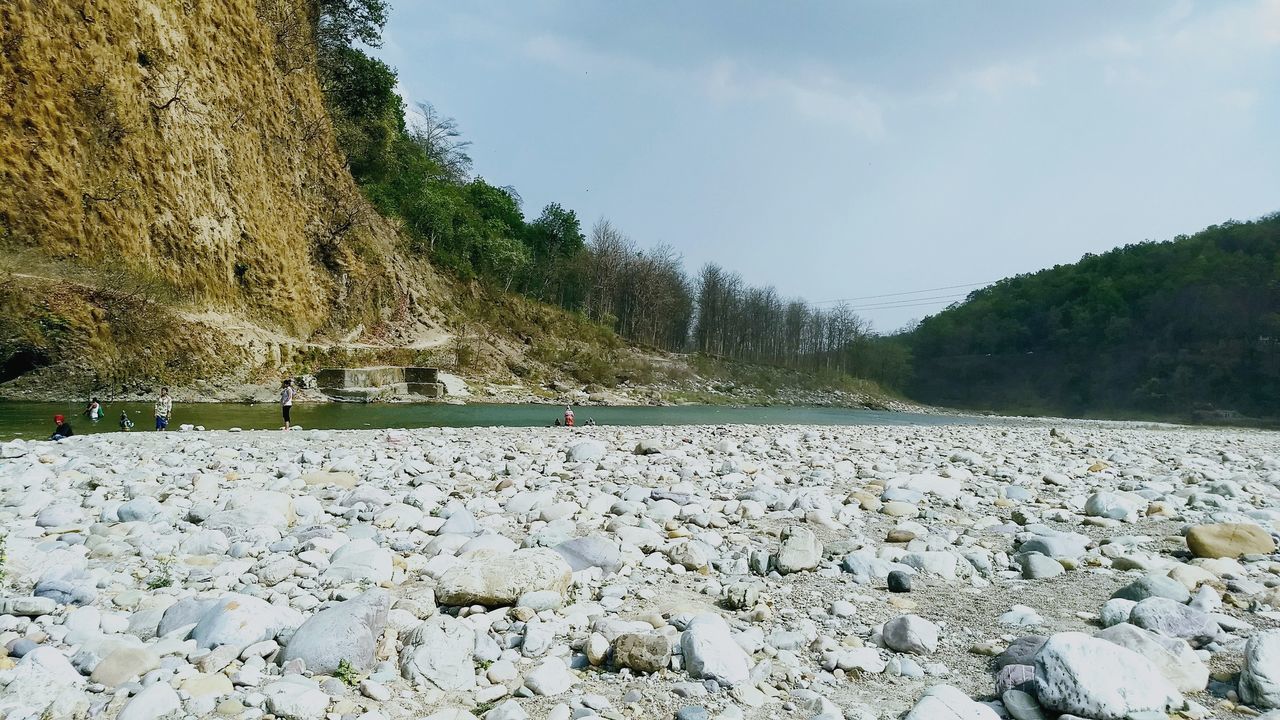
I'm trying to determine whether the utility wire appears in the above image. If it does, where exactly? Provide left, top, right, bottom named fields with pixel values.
left=845, top=292, right=972, bottom=311
left=812, top=280, right=995, bottom=305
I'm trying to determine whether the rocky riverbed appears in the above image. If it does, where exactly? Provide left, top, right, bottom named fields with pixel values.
left=0, top=421, right=1278, bottom=720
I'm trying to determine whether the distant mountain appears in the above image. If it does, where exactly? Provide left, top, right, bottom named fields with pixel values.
left=903, top=213, right=1280, bottom=420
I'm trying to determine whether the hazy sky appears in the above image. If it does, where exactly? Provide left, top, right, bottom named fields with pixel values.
left=375, top=1, right=1280, bottom=330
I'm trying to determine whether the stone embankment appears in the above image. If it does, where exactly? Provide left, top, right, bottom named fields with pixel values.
left=0, top=421, right=1277, bottom=720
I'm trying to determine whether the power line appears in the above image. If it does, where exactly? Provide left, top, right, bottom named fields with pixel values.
left=812, top=280, right=996, bottom=305
left=847, top=292, right=971, bottom=311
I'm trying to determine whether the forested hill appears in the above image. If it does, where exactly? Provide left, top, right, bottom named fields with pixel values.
left=903, top=214, right=1280, bottom=420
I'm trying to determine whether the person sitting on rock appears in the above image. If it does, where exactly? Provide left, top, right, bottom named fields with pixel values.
left=50, top=414, right=74, bottom=440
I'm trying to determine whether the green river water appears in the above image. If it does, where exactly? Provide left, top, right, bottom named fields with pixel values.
left=0, top=401, right=973, bottom=440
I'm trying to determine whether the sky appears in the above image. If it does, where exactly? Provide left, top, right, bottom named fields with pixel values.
left=374, top=0, right=1280, bottom=331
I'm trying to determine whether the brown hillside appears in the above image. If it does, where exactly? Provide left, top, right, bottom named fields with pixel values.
left=0, top=0, right=416, bottom=334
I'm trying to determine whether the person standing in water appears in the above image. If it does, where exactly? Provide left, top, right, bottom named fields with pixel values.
left=119, top=411, right=134, bottom=431
left=154, top=387, right=172, bottom=431
left=280, top=378, right=295, bottom=430
left=84, top=398, right=103, bottom=421
left=564, top=405, right=575, bottom=427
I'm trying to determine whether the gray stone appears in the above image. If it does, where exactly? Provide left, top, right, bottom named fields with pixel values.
left=116, top=681, right=180, bottom=720
left=888, top=570, right=912, bottom=593
left=1017, top=533, right=1088, bottom=560
left=436, top=548, right=572, bottom=607
left=1002, top=689, right=1047, bottom=720
left=995, top=636, right=1047, bottom=669
left=524, top=656, right=575, bottom=695
left=264, top=678, right=330, bottom=720
left=904, top=684, right=999, bottom=720
left=36, top=504, right=82, bottom=527
left=1111, top=574, right=1191, bottom=604
left=1033, top=632, right=1182, bottom=720
left=192, top=594, right=304, bottom=651
left=1129, top=597, right=1218, bottom=646
left=34, top=566, right=97, bottom=606
left=322, top=538, right=392, bottom=584
left=612, top=633, right=670, bottom=673
left=1020, top=553, right=1064, bottom=579
left=1241, top=630, right=1280, bottom=709
left=1099, top=598, right=1136, bottom=628
left=553, top=536, right=623, bottom=574
left=0, top=647, right=87, bottom=720
left=117, top=497, right=162, bottom=522
left=775, top=525, right=823, bottom=574
left=883, top=614, right=939, bottom=655
left=681, top=614, right=751, bottom=686
left=1096, top=623, right=1208, bottom=692
left=158, top=597, right=218, bottom=637
left=566, top=440, right=607, bottom=462
left=400, top=614, right=476, bottom=691
left=280, top=589, right=389, bottom=675
left=0, top=596, right=57, bottom=616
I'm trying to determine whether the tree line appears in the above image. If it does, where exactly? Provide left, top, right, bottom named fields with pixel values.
left=900, top=214, right=1280, bottom=419
left=294, top=0, right=908, bottom=384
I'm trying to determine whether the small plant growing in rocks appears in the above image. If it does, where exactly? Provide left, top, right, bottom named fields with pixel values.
left=334, top=659, right=361, bottom=686
left=146, top=555, right=174, bottom=590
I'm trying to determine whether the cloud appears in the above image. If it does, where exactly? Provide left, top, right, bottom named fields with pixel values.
left=965, top=63, right=1041, bottom=96
left=704, top=59, right=886, bottom=139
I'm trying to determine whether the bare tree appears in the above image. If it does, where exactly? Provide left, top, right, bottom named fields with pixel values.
left=409, top=102, right=473, bottom=181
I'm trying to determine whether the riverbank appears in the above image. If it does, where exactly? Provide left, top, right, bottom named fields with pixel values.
left=0, top=402, right=964, bottom=442
left=0, top=421, right=1277, bottom=719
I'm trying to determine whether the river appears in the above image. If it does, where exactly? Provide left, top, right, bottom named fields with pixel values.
left=0, top=401, right=975, bottom=440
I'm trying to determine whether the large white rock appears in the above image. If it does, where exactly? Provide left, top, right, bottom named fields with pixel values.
left=566, top=440, right=607, bottom=462
left=323, top=538, right=393, bottom=584
left=1241, top=630, right=1280, bottom=709
left=116, top=681, right=181, bottom=720
left=436, top=548, right=572, bottom=606
left=904, top=684, right=1000, bottom=720
left=191, top=594, right=304, bottom=651
left=1034, top=632, right=1182, bottom=720
left=883, top=614, right=940, bottom=654
left=400, top=615, right=476, bottom=691
left=776, top=525, right=823, bottom=574
left=0, top=647, right=88, bottom=719
left=680, top=613, right=751, bottom=686
left=280, top=589, right=389, bottom=674
left=523, top=656, right=576, bottom=696
left=1096, top=623, right=1208, bottom=692
left=264, top=678, right=330, bottom=720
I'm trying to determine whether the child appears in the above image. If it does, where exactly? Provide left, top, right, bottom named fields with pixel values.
left=119, top=411, right=134, bottom=431
left=51, top=415, right=74, bottom=440
left=154, top=387, right=172, bottom=431
left=280, top=378, right=295, bottom=430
